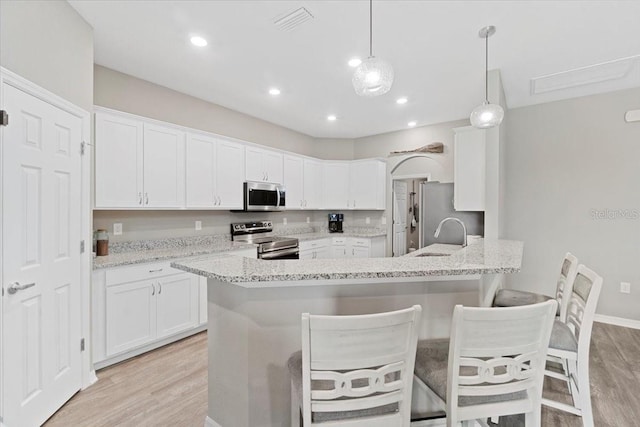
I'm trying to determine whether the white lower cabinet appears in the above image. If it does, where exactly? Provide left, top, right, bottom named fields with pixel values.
left=94, top=261, right=203, bottom=368
left=299, top=239, right=330, bottom=259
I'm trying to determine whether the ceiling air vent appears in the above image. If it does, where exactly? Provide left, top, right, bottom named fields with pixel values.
left=531, top=55, right=640, bottom=95
left=274, top=7, right=314, bottom=32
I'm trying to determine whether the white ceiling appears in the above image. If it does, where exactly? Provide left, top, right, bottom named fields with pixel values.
left=69, top=0, right=640, bottom=138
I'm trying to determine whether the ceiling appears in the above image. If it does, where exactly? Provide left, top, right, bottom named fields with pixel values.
left=69, top=1, right=640, bottom=139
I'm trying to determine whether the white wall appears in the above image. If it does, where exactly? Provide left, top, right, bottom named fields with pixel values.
left=505, top=87, right=640, bottom=320
left=0, top=0, right=93, bottom=111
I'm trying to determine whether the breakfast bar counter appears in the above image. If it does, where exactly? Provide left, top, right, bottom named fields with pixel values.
left=171, top=239, right=523, bottom=427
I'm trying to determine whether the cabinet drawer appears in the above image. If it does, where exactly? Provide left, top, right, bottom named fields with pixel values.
left=106, top=262, right=180, bottom=286
left=350, top=238, right=371, bottom=248
left=300, top=239, right=328, bottom=250
left=332, top=237, right=347, bottom=245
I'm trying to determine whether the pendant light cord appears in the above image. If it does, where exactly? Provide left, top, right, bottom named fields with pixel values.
left=485, top=31, right=489, bottom=103
left=369, top=0, right=373, bottom=57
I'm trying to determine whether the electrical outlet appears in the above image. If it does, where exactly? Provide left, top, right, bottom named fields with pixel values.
left=306, top=217, right=310, bottom=224
left=113, top=223, right=122, bottom=235
left=620, top=282, right=631, bottom=294
left=283, top=217, right=287, bottom=225
left=195, top=221, right=202, bottom=231
left=365, top=217, right=371, bottom=224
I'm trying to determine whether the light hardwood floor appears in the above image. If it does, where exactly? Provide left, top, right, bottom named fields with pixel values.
left=45, top=322, right=640, bottom=427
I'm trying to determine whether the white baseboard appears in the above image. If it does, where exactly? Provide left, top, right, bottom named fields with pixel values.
left=595, top=314, right=640, bottom=330
left=204, top=416, right=221, bottom=427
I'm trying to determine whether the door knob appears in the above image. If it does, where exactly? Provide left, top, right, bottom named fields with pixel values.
left=7, top=282, right=35, bottom=294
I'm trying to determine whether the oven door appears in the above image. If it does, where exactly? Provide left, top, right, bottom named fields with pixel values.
left=259, top=247, right=299, bottom=260
left=244, top=182, right=285, bottom=211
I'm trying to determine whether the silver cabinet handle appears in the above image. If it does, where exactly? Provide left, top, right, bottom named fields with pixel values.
left=353, top=200, right=356, bottom=208
left=8, top=281, right=35, bottom=295
left=266, top=172, right=269, bottom=181
left=158, top=283, right=162, bottom=294
left=347, top=200, right=350, bottom=208
left=352, top=249, right=355, bottom=256
left=217, top=196, right=222, bottom=205
left=148, top=268, right=163, bottom=273
left=145, top=192, right=149, bottom=205
left=151, top=283, right=156, bottom=296
left=138, top=192, right=142, bottom=205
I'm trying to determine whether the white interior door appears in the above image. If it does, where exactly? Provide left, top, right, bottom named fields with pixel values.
left=2, top=84, right=83, bottom=426
left=392, top=181, right=408, bottom=257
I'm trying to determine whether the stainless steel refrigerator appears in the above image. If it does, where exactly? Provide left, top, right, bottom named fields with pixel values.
left=420, top=182, right=484, bottom=247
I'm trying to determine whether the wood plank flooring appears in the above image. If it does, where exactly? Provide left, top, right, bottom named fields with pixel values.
left=44, top=322, right=640, bottom=426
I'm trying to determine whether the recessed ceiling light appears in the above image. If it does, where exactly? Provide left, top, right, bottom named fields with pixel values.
left=348, top=58, right=362, bottom=67
left=269, top=88, right=281, bottom=96
left=396, top=97, right=408, bottom=105
left=408, top=121, right=417, bottom=127
left=327, top=115, right=337, bottom=121
left=190, top=36, right=208, bottom=47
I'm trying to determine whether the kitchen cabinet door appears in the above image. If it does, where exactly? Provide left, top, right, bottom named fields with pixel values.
left=284, top=155, right=304, bottom=209
left=156, top=274, right=199, bottom=339
left=263, top=150, right=283, bottom=184
left=350, top=160, right=386, bottom=210
left=95, top=112, right=143, bottom=208
left=216, top=139, right=245, bottom=209
left=105, top=280, right=156, bottom=357
left=322, top=162, right=350, bottom=210
left=303, top=159, right=323, bottom=209
left=454, top=127, right=486, bottom=211
left=186, top=133, right=216, bottom=208
left=245, top=147, right=283, bottom=184
left=331, top=245, right=347, bottom=258
left=351, top=246, right=370, bottom=258
left=143, top=123, right=185, bottom=207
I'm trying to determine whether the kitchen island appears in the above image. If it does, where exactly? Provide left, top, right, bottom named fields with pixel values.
left=171, top=238, right=523, bottom=427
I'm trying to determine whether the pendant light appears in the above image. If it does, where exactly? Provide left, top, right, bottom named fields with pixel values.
left=470, top=26, right=504, bottom=129
left=352, top=0, right=394, bottom=97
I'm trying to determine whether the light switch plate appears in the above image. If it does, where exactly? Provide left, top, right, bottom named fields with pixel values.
left=195, top=221, right=202, bottom=231
left=306, top=217, right=310, bottom=224
left=381, top=217, right=387, bottom=225
left=113, top=223, right=122, bottom=235
left=365, top=217, right=371, bottom=224
left=621, top=282, right=631, bottom=294
left=283, top=218, right=287, bottom=225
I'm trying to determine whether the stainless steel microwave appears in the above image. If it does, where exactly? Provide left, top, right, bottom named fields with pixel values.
left=243, top=181, right=286, bottom=211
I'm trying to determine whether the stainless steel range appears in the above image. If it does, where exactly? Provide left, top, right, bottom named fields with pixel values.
left=230, top=221, right=299, bottom=260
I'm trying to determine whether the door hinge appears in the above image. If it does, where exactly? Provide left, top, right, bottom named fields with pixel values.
left=80, top=240, right=85, bottom=253
left=0, top=110, right=8, bottom=126
left=81, top=338, right=85, bottom=351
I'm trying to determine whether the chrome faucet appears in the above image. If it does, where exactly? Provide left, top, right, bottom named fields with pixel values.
left=434, top=217, right=468, bottom=247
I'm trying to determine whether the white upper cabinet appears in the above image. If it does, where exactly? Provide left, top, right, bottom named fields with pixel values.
left=283, top=155, right=304, bottom=209
left=322, top=160, right=385, bottom=210
left=186, top=133, right=216, bottom=208
left=95, top=112, right=144, bottom=208
left=143, top=123, right=185, bottom=208
left=185, top=134, right=244, bottom=209
left=453, top=126, right=486, bottom=211
left=303, top=159, right=323, bottom=209
left=245, top=146, right=283, bottom=184
left=349, top=160, right=386, bottom=210
left=95, top=110, right=185, bottom=209
left=284, top=155, right=323, bottom=210
left=322, top=162, right=350, bottom=210
left=215, top=139, right=245, bottom=209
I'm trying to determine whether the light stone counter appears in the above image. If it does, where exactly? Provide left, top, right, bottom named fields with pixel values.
left=171, top=238, right=522, bottom=286
left=171, top=238, right=523, bottom=427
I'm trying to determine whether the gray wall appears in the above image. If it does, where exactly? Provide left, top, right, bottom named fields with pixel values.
left=94, top=65, right=316, bottom=157
left=0, top=0, right=93, bottom=111
left=505, top=87, right=640, bottom=320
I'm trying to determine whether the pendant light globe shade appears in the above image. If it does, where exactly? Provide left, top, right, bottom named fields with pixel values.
left=352, top=56, right=394, bottom=97
left=470, top=101, right=504, bottom=128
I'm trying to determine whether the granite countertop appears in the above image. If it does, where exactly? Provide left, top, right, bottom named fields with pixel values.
left=92, top=228, right=387, bottom=270
left=92, top=240, right=256, bottom=270
left=295, top=230, right=387, bottom=242
left=171, top=238, right=523, bottom=286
